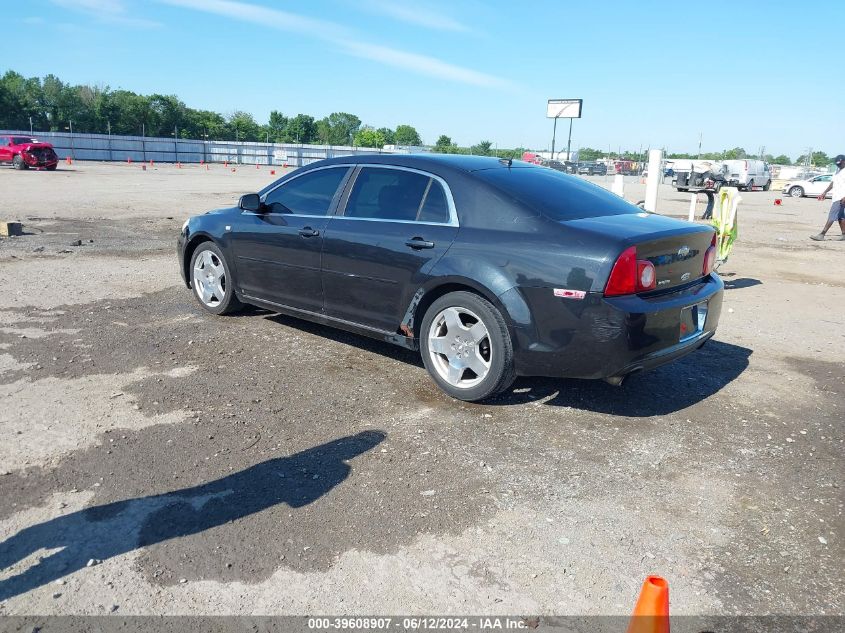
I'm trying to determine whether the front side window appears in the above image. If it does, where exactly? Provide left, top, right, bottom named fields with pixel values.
left=344, top=167, right=451, bottom=223
left=262, top=167, right=349, bottom=215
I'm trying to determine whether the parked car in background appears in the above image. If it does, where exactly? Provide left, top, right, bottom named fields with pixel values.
left=0, top=135, right=59, bottom=170
left=577, top=161, right=605, bottom=175
left=782, top=173, right=833, bottom=198
left=521, top=151, right=544, bottom=165
left=721, top=159, right=771, bottom=191
left=544, top=159, right=576, bottom=174
left=178, top=154, right=723, bottom=402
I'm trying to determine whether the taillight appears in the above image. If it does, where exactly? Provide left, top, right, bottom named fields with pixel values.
left=604, top=246, right=655, bottom=296
left=703, top=232, right=717, bottom=276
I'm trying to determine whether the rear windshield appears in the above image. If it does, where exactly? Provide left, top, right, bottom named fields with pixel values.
left=474, top=167, right=640, bottom=221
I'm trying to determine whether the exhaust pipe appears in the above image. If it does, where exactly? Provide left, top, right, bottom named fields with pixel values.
left=604, top=367, right=643, bottom=387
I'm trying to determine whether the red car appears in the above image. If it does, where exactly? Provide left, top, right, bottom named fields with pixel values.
left=0, top=135, right=59, bottom=170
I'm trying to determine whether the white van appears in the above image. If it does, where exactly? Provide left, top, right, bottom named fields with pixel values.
left=721, top=159, right=771, bottom=191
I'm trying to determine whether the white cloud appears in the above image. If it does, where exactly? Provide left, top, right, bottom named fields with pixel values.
left=50, top=0, right=162, bottom=28
left=157, top=0, right=510, bottom=89
left=361, top=0, right=470, bottom=32
left=159, top=0, right=349, bottom=40
left=339, top=40, right=509, bottom=88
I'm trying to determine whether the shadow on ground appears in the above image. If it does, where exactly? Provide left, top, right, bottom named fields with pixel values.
left=486, top=339, right=752, bottom=416
left=263, top=313, right=751, bottom=416
left=0, top=432, right=384, bottom=601
left=723, top=277, right=763, bottom=290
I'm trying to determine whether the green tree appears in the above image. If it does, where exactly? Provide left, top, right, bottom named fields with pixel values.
left=394, top=124, right=422, bottom=146
left=795, top=152, right=830, bottom=166
left=772, top=154, right=791, bottom=165
left=471, top=140, right=493, bottom=156
left=377, top=127, right=395, bottom=145
left=283, top=114, right=316, bottom=143
left=722, top=147, right=747, bottom=160
left=316, top=112, right=361, bottom=145
left=434, top=135, right=452, bottom=150
left=578, top=147, right=605, bottom=161
left=227, top=111, right=261, bottom=141
left=267, top=110, right=288, bottom=141
left=354, top=126, right=386, bottom=148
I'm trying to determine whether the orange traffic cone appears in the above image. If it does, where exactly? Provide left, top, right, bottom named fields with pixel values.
left=66, top=156, right=72, bottom=165
left=270, top=169, right=276, bottom=175
left=255, top=163, right=259, bottom=169
left=626, top=576, right=669, bottom=633
left=127, top=157, right=132, bottom=164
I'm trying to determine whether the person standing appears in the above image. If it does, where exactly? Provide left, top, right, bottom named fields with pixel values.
left=811, top=154, right=845, bottom=241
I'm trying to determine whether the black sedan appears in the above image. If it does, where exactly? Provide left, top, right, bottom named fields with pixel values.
left=178, top=154, right=722, bottom=401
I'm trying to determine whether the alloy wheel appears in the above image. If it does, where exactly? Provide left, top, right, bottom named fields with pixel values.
left=193, top=250, right=227, bottom=308
left=427, top=306, right=492, bottom=389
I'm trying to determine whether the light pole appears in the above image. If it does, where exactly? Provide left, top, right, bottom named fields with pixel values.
left=29, top=116, right=33, bottom=135
left=141, top=123, right=146, bottom=163
left=173, top=125, right=179, bottom=164
left=64, top=120, right=74, bottom=159
left=107, top=120, right=112, bottom=161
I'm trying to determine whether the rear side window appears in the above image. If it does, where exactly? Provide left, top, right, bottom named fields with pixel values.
left=262, top=167, right=349, bottom=215
left=474, top=166, right=640, bottom=221
left=344, top=167, right=451, bottom=223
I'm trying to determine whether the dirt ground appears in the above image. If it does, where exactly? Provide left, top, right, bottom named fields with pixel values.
left=0, top=162, right=842, bottom=617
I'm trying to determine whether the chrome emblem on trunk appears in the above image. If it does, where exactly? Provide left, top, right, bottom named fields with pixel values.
left=678, top=246, right=690, bottom=258
left=681, top=272, right=691, bottom=281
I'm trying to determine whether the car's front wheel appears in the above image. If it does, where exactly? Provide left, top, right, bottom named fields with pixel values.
left=789, top=186, right=804, bottom=198
left=420, top=291, right=515, bottom=402
left=12, top=156, right=27, bottom=170
left=189, top=242, right=243, bottom=315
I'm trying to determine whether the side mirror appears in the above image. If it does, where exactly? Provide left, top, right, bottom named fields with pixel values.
left=239, top=193, right=262, bottom=212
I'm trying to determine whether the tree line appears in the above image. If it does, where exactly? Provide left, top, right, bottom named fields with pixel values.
left=0, top=70, right=830, bottom=165
left=0, top=70, right=423, bottom=147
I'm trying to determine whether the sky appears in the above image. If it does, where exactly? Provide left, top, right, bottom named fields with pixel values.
left=3, top=0, right=843, bottom=158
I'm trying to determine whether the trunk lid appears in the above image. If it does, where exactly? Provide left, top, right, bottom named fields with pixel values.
left=563, top=212, right=715, bottom=293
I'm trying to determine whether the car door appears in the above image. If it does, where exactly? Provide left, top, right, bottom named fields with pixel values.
left=228, top=165, right=352, bottom=313
left=0, top=137, right=10, bottom=163
left=808, top=175, right=832, bottom=196
left=321, top=165, right=459, bottom=333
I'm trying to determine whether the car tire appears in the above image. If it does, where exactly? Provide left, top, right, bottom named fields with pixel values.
left=12, top=156, right=27, bottom=170
left=762, top=180, right=771, bottom=191
left=189, top=242, right=243, bottom=316
left=677, top=187, right=688, bottom=192
left=420, top=291, right=516, bottom=402
left=789, top=186, right=804, bottom=198
left=46, top=164, right=57, bottom=171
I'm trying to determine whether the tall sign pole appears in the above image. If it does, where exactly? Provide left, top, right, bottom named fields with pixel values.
left=547, top=99, right=582, bottom=161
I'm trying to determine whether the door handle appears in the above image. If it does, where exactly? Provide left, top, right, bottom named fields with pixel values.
left=405, top=237, right=435, bottom=249
left=298, top=227, right=320, bottom=238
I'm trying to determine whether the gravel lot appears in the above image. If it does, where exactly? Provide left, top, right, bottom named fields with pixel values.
left=0, top=162, right=842, bottom=616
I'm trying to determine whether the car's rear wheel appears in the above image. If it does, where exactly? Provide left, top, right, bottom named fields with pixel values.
left=189, top=242, right=243, bottom=315
left=789, top=186, right=804, bottom=198
left=46, top=164, right=57, bottom=171
left=762, top=180, right=771, bottom=191
left=420, top=291, right=515, bottom=402
left=12, top=156, right=27, bottom=170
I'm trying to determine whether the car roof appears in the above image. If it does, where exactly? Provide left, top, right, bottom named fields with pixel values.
left=312, top=153, right=532, bottom=173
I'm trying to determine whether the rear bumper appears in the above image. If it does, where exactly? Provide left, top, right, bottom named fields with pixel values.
left=510, top=274, right=724, bottom=379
